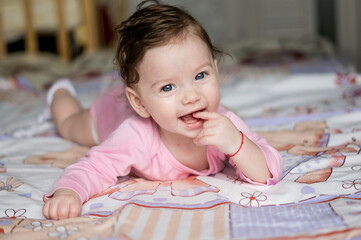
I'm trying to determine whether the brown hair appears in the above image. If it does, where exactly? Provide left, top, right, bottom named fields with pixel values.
left=114, top=0, right=222, bottom=87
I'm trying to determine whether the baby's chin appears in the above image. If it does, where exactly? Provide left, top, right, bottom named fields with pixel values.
left=158, top=125, right=201, bottom=141
left=174, top=127, right=203, bottom=141
left=186, top=127, right=204, bottom=140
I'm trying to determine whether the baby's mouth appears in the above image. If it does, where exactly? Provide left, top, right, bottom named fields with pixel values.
left=179, top=109, right=205, bottom=124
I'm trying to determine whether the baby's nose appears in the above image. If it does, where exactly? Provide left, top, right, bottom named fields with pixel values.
left=182, top=87, right=201, bottom=104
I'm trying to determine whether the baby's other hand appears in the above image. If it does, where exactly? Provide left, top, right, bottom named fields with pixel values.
left=43, top=188, right=81, bottom=220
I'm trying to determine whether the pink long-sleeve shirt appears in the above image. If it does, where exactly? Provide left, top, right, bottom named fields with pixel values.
left=50, top=106, right=283, bottom=203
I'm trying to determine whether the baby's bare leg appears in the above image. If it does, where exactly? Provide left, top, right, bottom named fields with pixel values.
left=51, top=89, right=96, bottom=147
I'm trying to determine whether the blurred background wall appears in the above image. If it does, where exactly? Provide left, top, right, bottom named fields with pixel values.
left=1, top=0, right=360, bottom=71
left=125, top=0, right=361, bottom=71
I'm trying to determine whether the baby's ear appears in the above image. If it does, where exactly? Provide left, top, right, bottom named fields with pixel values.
left=214, top=58, right=219, bottom=73
left=125, top=87, right=150, bottom=118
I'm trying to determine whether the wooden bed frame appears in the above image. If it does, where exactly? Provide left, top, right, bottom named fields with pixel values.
left=0, top=0, right=105, bottom=62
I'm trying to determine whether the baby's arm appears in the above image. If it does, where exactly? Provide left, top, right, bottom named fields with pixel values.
left=193, top=111, right=273, bottom=184
left=42, top=117, right=152, bottom=219
left=226, top=133, right=272, bottom=183
left=43, top=188, right=82, bottom=220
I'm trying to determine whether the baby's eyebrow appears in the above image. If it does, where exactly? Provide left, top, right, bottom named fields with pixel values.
left=150, top=78, right=173, bottom=89
left=195, top=62, right=213, bottom=71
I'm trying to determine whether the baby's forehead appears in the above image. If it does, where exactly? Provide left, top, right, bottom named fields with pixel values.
left=143, top=35, right=212, bottom=62
left=143, top=33, right=212, bottom=60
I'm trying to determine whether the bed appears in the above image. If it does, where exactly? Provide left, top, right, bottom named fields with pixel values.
left=2, top=2, right=361, bottom=240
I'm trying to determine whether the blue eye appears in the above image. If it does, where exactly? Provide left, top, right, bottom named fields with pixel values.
left=195, top=72, right=207, bottom=80
left=161, top=84, right=174, bottom=92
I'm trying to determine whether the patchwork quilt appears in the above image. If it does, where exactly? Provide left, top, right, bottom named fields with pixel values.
left=1, top=70, right=361, bottom=239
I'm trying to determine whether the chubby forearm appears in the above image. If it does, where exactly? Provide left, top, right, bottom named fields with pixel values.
left=229, top=134, right=272, bottom=184
left=53, top=158, right=120, bottom=203
left=193, top=110, right=278, bottom=184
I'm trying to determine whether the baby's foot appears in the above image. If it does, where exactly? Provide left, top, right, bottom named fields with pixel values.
left=46, top=78, right=77, bottom=106
left=37, top=79, right=77, bottom=123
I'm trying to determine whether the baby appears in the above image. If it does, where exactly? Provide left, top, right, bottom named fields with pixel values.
left=43, top=0, right=283, bottom=220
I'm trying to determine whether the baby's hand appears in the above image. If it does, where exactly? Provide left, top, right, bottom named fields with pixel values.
left=193, top=111, right=242, bottom=155
left=43, top=188, right=82, bottom=220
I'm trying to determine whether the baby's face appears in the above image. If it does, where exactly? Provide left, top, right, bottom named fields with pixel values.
left=135, top=34, right=220, bottom=141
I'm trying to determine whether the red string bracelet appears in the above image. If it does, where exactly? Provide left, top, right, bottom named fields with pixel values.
left=227, top=131, right=244, bottom=158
